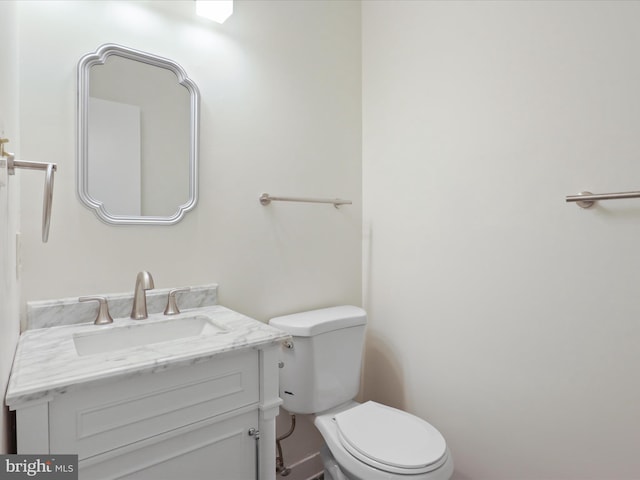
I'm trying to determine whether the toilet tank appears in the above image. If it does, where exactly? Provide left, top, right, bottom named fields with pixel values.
left=269, top=306, right=367, bottom=415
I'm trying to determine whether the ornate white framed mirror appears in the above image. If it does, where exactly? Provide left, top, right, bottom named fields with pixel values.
left=77, top=44, right=200, bottom=225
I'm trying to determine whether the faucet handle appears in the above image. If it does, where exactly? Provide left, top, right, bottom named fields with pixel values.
left=79, top=296, right=114, bottom=325
left=164, top=287, right=191, bottom=315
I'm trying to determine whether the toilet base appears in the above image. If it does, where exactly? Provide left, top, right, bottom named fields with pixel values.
left=320, top=445, right=347, bottom=480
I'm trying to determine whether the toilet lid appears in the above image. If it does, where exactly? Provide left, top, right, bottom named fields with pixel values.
left=334, top=401, right=447, bottom=473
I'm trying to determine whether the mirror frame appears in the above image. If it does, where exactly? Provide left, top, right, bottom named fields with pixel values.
left=77, top=43, right=200, bottom=225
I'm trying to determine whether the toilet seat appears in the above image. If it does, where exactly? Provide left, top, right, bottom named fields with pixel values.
left=333, top=401, right=448, bottom=475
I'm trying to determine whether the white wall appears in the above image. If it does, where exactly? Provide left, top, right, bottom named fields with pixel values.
left=362, top=1, right=640, bottom=479
left=0, top=1, right=20, bottom=454
left=18, top=2, right=640, bottom=478
left=17, top=0, right=361, bottom=322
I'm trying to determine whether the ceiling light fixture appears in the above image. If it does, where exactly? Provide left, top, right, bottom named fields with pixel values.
left=195, top=0, right=233, bottom=24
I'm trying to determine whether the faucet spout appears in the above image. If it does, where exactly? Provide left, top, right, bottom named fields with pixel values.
left=131, top=271, right=155, bottom=319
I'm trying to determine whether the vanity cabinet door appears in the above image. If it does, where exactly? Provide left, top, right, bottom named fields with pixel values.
left=79, top=409, right=259, bottom=480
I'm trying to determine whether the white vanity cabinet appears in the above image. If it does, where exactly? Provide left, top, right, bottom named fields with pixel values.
left=12, top=346, right=283, bottom=480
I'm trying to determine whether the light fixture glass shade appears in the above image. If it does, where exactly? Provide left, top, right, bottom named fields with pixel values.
left=196, top=0, right=233, bottom=24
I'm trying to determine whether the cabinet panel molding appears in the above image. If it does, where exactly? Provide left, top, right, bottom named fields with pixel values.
left=81, top=409, right=258, bottom=480
left=50, top=351, right=258, bottom=459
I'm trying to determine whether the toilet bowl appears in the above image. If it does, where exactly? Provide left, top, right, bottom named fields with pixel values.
left=269, top=306, right=453, bottom=480
left=315, top=401, right=454, bottom=480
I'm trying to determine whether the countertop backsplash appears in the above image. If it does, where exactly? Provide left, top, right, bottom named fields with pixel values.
left=26, top=284, right=218, bottom=330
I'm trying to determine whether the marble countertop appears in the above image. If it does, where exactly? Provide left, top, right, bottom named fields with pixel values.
left=6, top=305, right=290, bottom=408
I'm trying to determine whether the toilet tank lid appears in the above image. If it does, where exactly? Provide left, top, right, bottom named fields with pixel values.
left=269, top=305, right=366, bottom=337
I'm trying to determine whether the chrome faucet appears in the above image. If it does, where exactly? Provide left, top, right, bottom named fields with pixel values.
left=130, top=271, right=155, bottom=319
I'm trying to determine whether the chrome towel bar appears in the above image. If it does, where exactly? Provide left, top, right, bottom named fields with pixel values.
left=259, top=193, right=352, bottom=208
left=566, top=190, right=640, bottom=209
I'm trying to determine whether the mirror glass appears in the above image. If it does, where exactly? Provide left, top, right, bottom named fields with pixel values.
left=77, top=44, right=199, bottom=225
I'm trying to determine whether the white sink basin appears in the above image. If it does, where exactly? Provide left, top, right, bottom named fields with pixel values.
left=73, top=315, right=227, bottom=356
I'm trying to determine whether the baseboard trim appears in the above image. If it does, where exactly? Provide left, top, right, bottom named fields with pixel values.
left=279, top=451, right=323, bottom=480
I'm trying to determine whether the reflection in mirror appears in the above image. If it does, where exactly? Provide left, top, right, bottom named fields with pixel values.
left=77, top=44, right=199, bottom=225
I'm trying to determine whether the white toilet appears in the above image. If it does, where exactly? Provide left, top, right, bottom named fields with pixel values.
left=269, top=306, right=454, bottom=480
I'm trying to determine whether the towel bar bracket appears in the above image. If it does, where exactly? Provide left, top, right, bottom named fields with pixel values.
left=571, top=191, right=595, bottom=209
